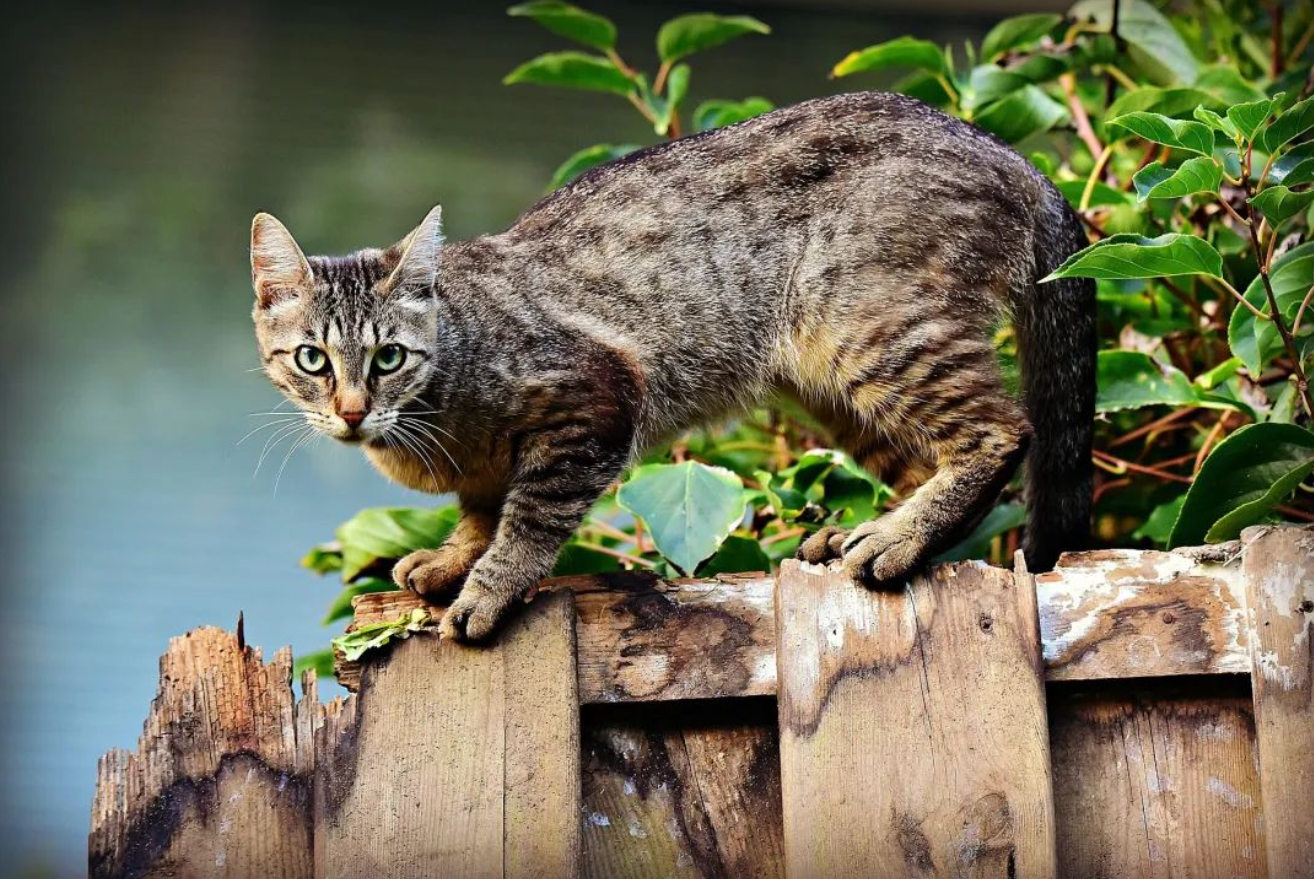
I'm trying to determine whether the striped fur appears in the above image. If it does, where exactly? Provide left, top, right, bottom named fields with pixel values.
left=251, top=91, right=1094, bottom=642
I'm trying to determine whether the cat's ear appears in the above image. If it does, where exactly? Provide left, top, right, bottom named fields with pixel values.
left=382, top=205, right=444, bottom=299
left=250, top=213, right=313, bottom=311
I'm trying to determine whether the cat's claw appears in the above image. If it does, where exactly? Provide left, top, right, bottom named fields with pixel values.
left=795, top=526, right=849, bottom=564
left=440, top=586, right=511, bottom=643
left=393, top=549, right=469, bottom=600
left=839, top=520, right=924, bottom=587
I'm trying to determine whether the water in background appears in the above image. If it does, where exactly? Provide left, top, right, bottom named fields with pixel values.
left=1, top=1, right=991, bottom=873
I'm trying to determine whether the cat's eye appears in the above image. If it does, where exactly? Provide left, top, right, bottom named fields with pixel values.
left=372, top=344, right=407, bottom=375
left=295, top=345, right=330, bottom=375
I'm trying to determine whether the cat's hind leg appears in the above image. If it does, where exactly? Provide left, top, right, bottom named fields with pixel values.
left=796, top=342, right=1030, bottom=586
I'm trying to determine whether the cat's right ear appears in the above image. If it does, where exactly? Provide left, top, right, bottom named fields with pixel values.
left=250, top=213, right=313, bottom=312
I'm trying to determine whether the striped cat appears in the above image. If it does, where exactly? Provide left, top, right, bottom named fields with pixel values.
left=250, top=92, right=1094, bottom=642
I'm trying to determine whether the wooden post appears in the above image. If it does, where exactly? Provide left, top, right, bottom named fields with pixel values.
left=314, top=590, right=582, bottom=879
left=1243, top=525, right=1314, bottom=879
left=89, top=628, right=328, bottom=879
left=774, top=559, right=1057, bottom=879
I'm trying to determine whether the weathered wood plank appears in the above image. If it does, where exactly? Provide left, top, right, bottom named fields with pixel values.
left=580, top=700, right=783, bottom=879
left=1050, top=682, right=1265, bottom=879
left=315, top=591, right=580, bottom=879
left=1038, top=547, right=1249, bottom=682
left=343, top=548, right=1254, bottom=703
left=775, top=560, right=1057, bottom=878
left=1242, top=525, right=1314, bottom=879
left=90, top=627, right=331, bottom=879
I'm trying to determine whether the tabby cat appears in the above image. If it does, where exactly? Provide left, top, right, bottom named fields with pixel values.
left=250, top=92, right=1094, bottom=643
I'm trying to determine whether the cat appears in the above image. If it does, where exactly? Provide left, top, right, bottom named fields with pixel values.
left=250, top=91, right=1094, bottom=643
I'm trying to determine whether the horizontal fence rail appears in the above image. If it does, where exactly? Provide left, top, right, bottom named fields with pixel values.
left=91, top=525, right=1313, bottom=879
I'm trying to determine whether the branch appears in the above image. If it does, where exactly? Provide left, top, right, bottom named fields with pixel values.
left=1061, top=73, right=1103, bottom=160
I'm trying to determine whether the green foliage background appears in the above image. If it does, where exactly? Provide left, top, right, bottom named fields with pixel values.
left=298, top=0, right=1314, bottom=674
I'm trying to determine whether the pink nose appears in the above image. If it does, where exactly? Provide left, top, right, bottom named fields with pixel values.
left=339, top=410, right=366, bottom=428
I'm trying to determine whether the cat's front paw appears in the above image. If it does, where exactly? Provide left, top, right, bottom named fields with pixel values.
left=838, top=519, right=927, bottom=587
left=393, top=548, right=472, bottom=600
left=796, top=526, right=849, bottom=564
left=440, top=584, right=513, bottom=644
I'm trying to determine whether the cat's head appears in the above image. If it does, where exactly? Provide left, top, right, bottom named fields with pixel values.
left=249, top=206, right=444, bottom=444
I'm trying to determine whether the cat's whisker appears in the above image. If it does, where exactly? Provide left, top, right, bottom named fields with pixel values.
left=273, top=427, right=316, bottom=496
left=388, top=423, right=442, bottom=485
left=255, top=422, right=308, bottom=477
left=397, top=419, right=462, bottom=475
left=397, top=413, right=467, bottom=449
left=236, top=417, right=300, bottom=447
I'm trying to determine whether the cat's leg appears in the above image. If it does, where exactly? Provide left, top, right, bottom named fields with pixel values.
left=798, top=346, right=1030, bottom=585
left=441, top=425, right=634, bottom=643
left=393, top=497, right=499, bottom=600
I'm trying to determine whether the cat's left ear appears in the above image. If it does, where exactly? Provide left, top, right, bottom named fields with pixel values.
left=383, top=205, right=444, bottom=299
left=250, top=213, right=313, bottom=311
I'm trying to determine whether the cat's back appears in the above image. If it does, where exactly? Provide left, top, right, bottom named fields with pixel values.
left=510, top=91, right=1037, bottom=237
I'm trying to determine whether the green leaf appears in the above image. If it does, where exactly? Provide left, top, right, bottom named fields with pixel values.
left=548, top=143, right=640, bottom=190
left=692, top=97, right=774, bottom=131
left=1132, top=157, right=1222, bottom=201
left=754, top=470, right=807, bottom=519
left=507, top=1, right=616, bottom=50
left=1226, top=95, right=1277, bottom=141
left=980, top=13, right=1062, bottom=61
left=1042, top=233, right=1224, bottom=282
left=697, top=535, right=770, bottom=576
left=302, top=542, right=343, bottom=575
left=553, top=542, right=622, bottom=575
left=934, top=503, right=1026, bottom=562
left=1133, top=494, right=1186, bottom=546
left=1194, top=356, right=1241, bottom=391
left=656, top=13, right=769, bottom=64
left=1262, top=96, right=1314, bottom=154
left=963, top=65, right=1030, bottom=111
left=321, top=577, right=397, bottom=626
left=1193, top=106, right=1237, bottom=139
left=1248, top=185, right=1314, bottom=226
left=972, top=84, right=1069, bottom=144
left=504, top=51, right=635, bottom=95
left=1070, top=0, right=1198, bottom=85
left=293, top=648, right=336, bottom=681
left=653, top=63, right=691, bottom=135
left=331, top=608, right=432, bottom=662
left=616, top=461, right=746, bottom=575
left=1228, top=242, right=1314, bottom=374
left=1055, top=179, right=1134, bottom=208
left=1106, top=87, right=1225, bottom=122
left=1106, top=111, right=1215, bottom=157
left=336, top=506, right=460, bottom=582
left=832, top=37, right=949, bottom=79
left=1193, top=66, right=1268, bottom=104
left=1268, top=141, right=1314, bottom=187
left=1169, top=423, right=1314, bottom=546
left=1096, top=350, right=1198, bottom=413
left=821, top=466, right=877, bottom=524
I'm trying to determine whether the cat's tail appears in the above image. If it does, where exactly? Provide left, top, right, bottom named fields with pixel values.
left=1014, top=186, right=1096, bottom=571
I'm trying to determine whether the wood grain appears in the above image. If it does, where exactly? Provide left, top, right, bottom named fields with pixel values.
left=1242, top=525, right=1314, bottom=879
left=89, top=627, right=333, bottom=879
left=315, top=590, right=580, bottom=879
left=775, top=559, right=1057, bottom=878
left=580, top=700, right=783, bottom=879
left=343, top=549, right=1253, bottom=703
left=1049, top=681, right=1266, bottom=879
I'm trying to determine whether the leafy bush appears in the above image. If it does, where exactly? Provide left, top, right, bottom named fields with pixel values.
left=294, top=0, right=1313, bottom=672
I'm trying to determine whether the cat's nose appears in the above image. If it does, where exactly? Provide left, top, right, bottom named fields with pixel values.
left=339, top=410, right=366, bottom=428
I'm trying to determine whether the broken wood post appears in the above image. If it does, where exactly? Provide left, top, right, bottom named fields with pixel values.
left=314, top=590, right=581, bottom=879
left=774, top=559, right=1057, bottom=879
left=1243, top=525, right=1314, bottom=879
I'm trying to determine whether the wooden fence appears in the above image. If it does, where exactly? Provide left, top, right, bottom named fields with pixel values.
left=91, top=524, right=1314, bottom=878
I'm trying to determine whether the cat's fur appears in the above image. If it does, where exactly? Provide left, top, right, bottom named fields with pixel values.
left=251, top=92, right=1094, bottom=642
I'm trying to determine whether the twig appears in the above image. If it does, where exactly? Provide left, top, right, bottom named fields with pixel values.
left=1061, top=73, right=1104, bottom=160
left=1081, top=144, right=1116, bottom=211
left=1267, top=1, right=1284, bottom=78
left=605, top=48, right=635, bottom=78
left=1288, top=19, right=1314, bottom=69
left=1194, top=413, right=1231, bottom=473
left=573, top=542, right=658, bottom=568
left=626, top=91, right=659, bottom=125
left=762, top=527, right=806, bottom=547
left=1276, top=503, right=1314, bottom=522
left=1215, top=192, right=1251, bottom=227
left=1093, top=449, right=1194, bottom=483
left=1291, top=284, right=1314, bottom=339
left=1108, top=406, right=1196, bottom=448
left=653, top=60, right=671, bottom=95
left=1213, top=276, right=1272, bottom=321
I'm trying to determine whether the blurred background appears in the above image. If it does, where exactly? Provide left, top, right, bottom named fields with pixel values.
left=2, top=0, right=1062, bottom=874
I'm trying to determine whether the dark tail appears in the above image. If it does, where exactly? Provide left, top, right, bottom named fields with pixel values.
left=1015, top=187, right=1095, bottom=571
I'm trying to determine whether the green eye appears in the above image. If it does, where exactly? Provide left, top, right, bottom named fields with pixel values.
left=295, top=345, right=329, bottom=375
left=373, top=344, right=406, bottom=375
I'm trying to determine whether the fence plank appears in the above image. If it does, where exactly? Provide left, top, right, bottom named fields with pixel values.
left=1243, top=525, right=1314, bottom=879
left=89, top=628, right=324, bottom=879
left=580, top=701, right=783, bottom=879
left=314, top=591, right=580, bottom=879
left=775, top=560, right=1056, bottom=879
left=1050, top=684, right=1265, bottom=879
left=345, top=550, right=1251, bottom=704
